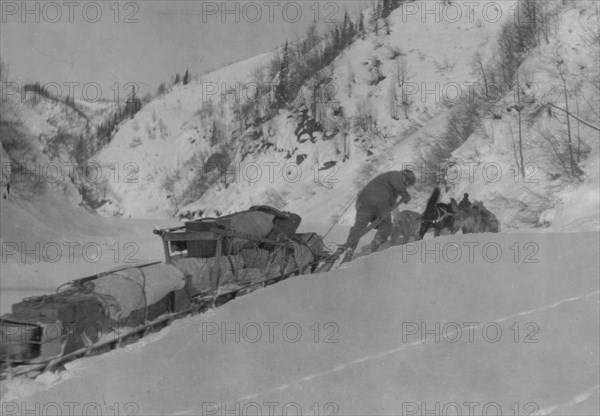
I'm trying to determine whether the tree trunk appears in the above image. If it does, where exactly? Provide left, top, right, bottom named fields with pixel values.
left=516, top=71, right=525, bottom=179
left=478, top=59, right=489, bottom=100
left=575, top=97, right=582, bottom=163
left=558, top=65, right=575, bottom=175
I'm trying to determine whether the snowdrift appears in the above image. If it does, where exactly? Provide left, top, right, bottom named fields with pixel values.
left=0, top=194, right=178, bottom=314
left=2, top=231, right=598, bottom=415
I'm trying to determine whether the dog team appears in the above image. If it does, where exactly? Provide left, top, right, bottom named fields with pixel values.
left=343, top=169, right=500, bottom=259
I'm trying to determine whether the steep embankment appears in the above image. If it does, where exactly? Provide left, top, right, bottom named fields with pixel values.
left=94, top=1, right=599, bottom=236
left=448, top=1, right=600, bottom=231
left=94, top=53, right=275, bottom=217
left=0, top=89, right=120, bottom=208
left=94, top=1, right=511, bottom=220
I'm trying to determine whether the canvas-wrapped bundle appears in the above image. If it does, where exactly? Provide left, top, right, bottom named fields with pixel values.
left=263, top=233, right=325, bottom=277
left=91, top=263, right=185, bottom=321
left=170, top=255, right=264, bottom=295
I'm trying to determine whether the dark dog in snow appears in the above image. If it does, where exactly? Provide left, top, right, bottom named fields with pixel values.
left=418, top=187, right=455, bottom=239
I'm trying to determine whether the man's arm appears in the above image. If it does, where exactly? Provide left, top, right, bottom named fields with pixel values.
left=397, top=187, right=411, bottom=204
left=389, top=173, right=411, bottom=204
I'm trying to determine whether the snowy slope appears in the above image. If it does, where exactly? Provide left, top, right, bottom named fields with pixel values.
left=448, top=1, right=600, bottom=231
left=3, top=232, right=598, bottom=415
left=546, top=148, right=600, bottom=231
left=91, top=1, right=599, bottom=236
left=94, top=1, right=513, bottom=221
left=2, top=3, right=598, bottom=412
left=180, top=0, right=512, bottom=225
left=0, top=87, right=121, bottom=210
left=94, top=53, right=275, bottom=217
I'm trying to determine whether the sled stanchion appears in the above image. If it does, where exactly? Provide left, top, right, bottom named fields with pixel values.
left=163, top=238, right=172, bottom=264
left=211, top=237, right=223, bottom=306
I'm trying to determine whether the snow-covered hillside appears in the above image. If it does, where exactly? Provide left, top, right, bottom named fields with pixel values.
left=449, top=1, right=600, bottom=231
left=94, top=1, right=513, bottom=219
left=94, top=52, right=276, bottom=217
left=1, top=1, right=599, bottom=413
left=94, top=1, right=599, bottom=236
left=0, top=88, right=120, bottom=207
left=3, top=231, right=598, bottom=415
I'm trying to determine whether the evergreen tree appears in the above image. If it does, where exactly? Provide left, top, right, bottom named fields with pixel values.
left=342, top=10, right=351, bottom=43
left=304, top=23, right=319, bottom=54
left=126, top=85, right=141, bottom=119
left=174, top=73, right=181, bottom=85
left=183, top=68, right=190, bottom=85
left=275, top=41, right=290, bottom=105
left=156, top=82, right=166, bottom=96
left=75, top=134, right=87, bottom=165
left=334, top=26, right=341, bottom=50
left=358, top=13, right=365, bottom=38
left=384, top=17, right=391, bottom=35
left=370, top=6, right=380, bottom=35
left=382, top=0, right=391, bottom=18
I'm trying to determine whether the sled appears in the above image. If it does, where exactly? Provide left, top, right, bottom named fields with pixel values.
left=0, top=209, right=326, bottom=380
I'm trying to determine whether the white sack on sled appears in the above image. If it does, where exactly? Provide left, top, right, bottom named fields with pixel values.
left=93, top=263, right=185, bottom=321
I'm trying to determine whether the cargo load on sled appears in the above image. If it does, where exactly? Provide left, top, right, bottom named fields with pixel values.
left=0, top=206, right=326, bottom=379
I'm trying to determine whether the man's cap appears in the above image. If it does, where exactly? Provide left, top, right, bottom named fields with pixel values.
left=402, top=169, right=417, bottom=185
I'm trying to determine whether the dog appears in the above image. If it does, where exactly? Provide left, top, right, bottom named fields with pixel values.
left=418, top=187, right=455, bottom=239
left=451, top=200, right=500, bottom=234
left=474, top=202, right=500, bottom=232
left=451, top=202, right=480, bottom=234
left=390, top=210, right=421, bottom=245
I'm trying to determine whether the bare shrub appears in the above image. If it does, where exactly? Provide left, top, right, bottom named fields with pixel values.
left=416, top=97, right=481, bottom=186
left=354, top=99, right=378, bottom=133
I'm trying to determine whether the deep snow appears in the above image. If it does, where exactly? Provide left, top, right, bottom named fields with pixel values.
left=1, top=231, right=598, bottom=415
left=2, top=1, right=599, bottom=414
left=0, top=194, right=178, bottom=314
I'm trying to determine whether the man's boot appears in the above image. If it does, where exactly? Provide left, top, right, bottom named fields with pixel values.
left=342, top=247, right=355, bottom=263
left=369, top=238, right=384, bottom=253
